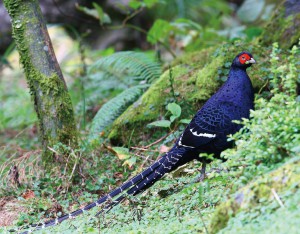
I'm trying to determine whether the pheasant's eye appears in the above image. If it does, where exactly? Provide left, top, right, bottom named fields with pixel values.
left=242, top=56, right=245, bottom=60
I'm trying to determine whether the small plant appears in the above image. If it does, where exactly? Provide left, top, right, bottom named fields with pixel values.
left=147, top=102, right=190, bottom=129
left=105, top=145, right=137, bottom=169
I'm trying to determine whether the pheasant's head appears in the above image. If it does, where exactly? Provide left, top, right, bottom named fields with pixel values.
left=232, top=51, right=256, bottom=69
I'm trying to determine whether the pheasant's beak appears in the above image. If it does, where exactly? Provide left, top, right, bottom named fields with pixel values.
left=246, top=58, right=256, bottom=64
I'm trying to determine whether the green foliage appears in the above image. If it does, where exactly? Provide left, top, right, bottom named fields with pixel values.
left=147, top=119, right=171, bottom=128
left=108, top=146, right=137, bottom=168
left=147, top=102, right=190, bottom=128
left=0, top=80, right=36, bottom=130
left=76, top=3, right=111, bottom=25
left=167, top=102, right=181, bottom=122
left=210, top=158, right=300, bottom=234
left=76, top=51, right=161, bottom=127
left=147, top=18, right=225, bottom=51
left=89, top=84, right=148, bottom=142
left=85, top=51, right=160, bottom=142
left=150, top=0, right=231, bottom=24
left=88, top=51, right=160, bottom=84
left=92, top=2, right=111, bottom=25
left=129, top=0, right=161, bottom=9
left=147, top=19, right=175, bottom=44
left=146, top=0, right=273, bottom=52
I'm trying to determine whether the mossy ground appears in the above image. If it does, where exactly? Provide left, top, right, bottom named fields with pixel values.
left=210, top=158, right=300, bottom=234
left=2, top=157, right=298, bottom=234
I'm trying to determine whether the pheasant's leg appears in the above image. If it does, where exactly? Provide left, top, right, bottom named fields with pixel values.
left=195, top=163, right=206, bottom=182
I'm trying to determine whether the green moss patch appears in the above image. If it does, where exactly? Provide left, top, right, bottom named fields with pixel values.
left=209, top=158, right=300, bottom=233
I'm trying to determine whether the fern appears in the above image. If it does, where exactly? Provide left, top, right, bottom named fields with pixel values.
left=88, top=51, right=161, bottom=83
left=88, top=84, right=149, bottom=142
left=76, top=51, right=161, bottom=118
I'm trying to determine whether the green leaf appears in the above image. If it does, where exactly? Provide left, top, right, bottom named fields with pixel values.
left=110, top=147, right=130, bottom=160
left=170, top=115, right=177, bottom=123
left=244, top=27, right=263, bottom=41
left=174, top=18, right=202, bottom=31
left=129, top=0, right=159, bottom=9
left=123, top=157, right=137, bottom=168
left=147, top=19, right=173, bottom=44
left=128, top=0, right=143, bottom=9
left=76, top=4, right=98, bottom=19
left=143, top=0, right=160, bottom=8
left=76, top=3, right=111, bottom=25
left=147, top=120, right=171, bottom=128
left=92, top=2, right=111, bottom=25
left=179, top=119, right=191, bottom=124
left=167, top=103, right=181, bottom=118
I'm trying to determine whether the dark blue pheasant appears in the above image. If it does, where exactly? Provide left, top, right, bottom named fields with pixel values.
left=19, top=52, right=255, bottom=233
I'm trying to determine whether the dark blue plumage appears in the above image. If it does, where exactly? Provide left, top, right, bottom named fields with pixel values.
left=18, top=52, right=255, bottom=234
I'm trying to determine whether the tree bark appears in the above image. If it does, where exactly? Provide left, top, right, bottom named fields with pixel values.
left=3, top=0, right=78, bottom=172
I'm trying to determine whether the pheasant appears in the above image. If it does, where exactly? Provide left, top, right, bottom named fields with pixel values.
left=19, top=51, right=255, bottom=234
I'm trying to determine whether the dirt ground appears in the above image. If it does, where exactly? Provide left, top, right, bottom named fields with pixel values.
left=0, top=197, right=26, bottom=226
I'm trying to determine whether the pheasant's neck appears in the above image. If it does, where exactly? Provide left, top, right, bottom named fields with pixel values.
left=219, top=67, right=254, bottom=105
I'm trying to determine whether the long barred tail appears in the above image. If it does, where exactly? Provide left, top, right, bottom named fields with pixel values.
left=96, top=146, right=190, bottom=216
left=17, top=146, right=188, bottom=234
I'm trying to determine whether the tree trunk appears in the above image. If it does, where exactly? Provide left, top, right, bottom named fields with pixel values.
left=3, top=0, right=78, bottom=172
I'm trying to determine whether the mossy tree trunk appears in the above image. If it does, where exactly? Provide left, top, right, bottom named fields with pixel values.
left=3, top=0, right=78, bottom=173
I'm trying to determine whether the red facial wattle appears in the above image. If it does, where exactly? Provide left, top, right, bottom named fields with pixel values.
left=239, top=54, right=251, bottom=64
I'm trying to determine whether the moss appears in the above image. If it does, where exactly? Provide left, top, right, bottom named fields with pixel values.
left=171, top=46, right=216, bottom=68
left=27, top=69, right=77, bottom=167
left=259, top=1, right=300, bottom=49
left=3, top=0, right=21, bottom=18
left=109, top=42, right=270, bottom=145
left=209, top=159, right=300, bottom=234
left=209, top=200, right=240, bottom=234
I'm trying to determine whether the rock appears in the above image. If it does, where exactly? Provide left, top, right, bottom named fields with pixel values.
left=259, top=0, right=300, bottom=49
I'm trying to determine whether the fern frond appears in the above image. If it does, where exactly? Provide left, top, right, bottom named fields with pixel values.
left=88, top=51, right=161, bottom=84
left=88, top=84, right=149, bottom=141
left=76, top=51, right=161, bottom=117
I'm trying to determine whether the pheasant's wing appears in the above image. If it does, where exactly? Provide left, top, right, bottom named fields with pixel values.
left=178, top=102, right=239, bottom=149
